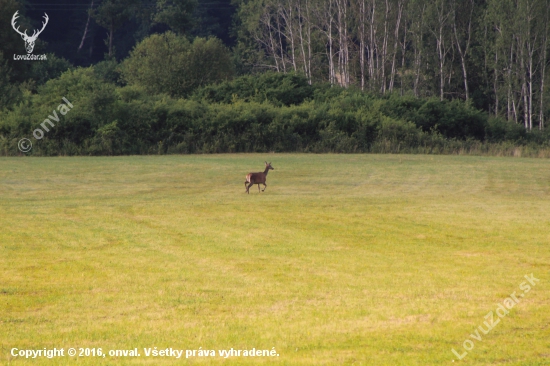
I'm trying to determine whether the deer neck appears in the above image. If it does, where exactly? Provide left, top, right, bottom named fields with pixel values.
left=263, top=167, right=270, bottom=176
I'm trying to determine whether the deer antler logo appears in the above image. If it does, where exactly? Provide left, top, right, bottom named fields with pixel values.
left=11, top=11, right=49, bottom=54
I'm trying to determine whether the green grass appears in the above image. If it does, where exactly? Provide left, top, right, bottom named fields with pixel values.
left=1, top=154, right=549, bottom=365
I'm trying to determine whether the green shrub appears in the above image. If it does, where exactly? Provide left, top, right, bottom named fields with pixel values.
left=121, top=33, right=234, bottom=98
left=2, top=67, right=548, bottom=157
left=193, top=72, right=314, bottom=106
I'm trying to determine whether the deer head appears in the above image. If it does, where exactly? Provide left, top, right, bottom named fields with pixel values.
left=265, top=161, right=274, bottom=170
left=11, top=11, right=49, bottom=54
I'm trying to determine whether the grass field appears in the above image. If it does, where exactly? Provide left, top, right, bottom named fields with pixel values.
left=1, top=154, right=549, bottom=365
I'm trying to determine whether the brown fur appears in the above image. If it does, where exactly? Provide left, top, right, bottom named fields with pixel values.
left=245, top=161, right=274, bottom=194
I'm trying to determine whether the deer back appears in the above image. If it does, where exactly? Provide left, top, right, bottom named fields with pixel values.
left=246, top=172, right=266, bottom=184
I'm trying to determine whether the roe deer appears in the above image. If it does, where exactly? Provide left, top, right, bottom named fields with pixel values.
left=245, top=162, right=274, bottom=194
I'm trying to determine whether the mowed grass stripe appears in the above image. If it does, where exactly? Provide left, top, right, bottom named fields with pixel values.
left=1, top=154, right=549, bottom=365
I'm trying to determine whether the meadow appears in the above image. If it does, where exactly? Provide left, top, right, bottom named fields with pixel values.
left=0, top=154, right=549, bottom=365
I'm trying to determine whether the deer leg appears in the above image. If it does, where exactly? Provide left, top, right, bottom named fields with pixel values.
left=262, top=183, right=267, bottom=192
left=257, top=184, right=261, bottom=193
left=246, top=182, right=254, bottom=194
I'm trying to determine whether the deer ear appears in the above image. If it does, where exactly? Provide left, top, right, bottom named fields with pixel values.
left=265, top=161, right=268, bottom=164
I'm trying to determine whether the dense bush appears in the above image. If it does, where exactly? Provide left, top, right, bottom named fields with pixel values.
left=28, top=54, right=73, bottom=86
left=121, top=32, right=234, bottom=98
left=379, top=94, right=486, bottom=139
left=193, top=72, right=315, bottom=106
left=1, top=69, right=549, bottom=156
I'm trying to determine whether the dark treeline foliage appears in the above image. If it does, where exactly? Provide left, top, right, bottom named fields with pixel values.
left=19, top=0, right=234, bottom=65
left=0, top=0, right=549, bottom=156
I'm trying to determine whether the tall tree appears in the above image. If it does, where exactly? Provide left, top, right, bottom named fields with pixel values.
left=451, top=0, right=475, bottom=101
left=428, top=0, right=452, bottom=100
left=153, top=0, right=198, bottom=34
left=121, top=32, right=234, bottom=96
left=91, top=0, right=141, bottom=57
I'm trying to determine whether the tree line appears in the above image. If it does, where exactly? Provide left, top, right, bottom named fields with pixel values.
left=0, top=0, right=549, bottom=156
left=234, top=0, right=550, bottom=130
